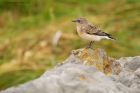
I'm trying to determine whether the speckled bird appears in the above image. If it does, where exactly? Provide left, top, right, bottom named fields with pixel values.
left=72, top=17, right=115, bottom=48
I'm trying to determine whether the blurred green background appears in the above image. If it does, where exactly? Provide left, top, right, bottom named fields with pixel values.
left=0, top=0, right=140, bottom=90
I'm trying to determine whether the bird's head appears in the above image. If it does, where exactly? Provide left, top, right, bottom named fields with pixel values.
left=72, top=17, right=88, bottom=24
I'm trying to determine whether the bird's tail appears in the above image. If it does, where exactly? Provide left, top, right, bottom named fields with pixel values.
left=105, top=33, right=116, bottom=40
left=108, top=35, right=116, bottom=40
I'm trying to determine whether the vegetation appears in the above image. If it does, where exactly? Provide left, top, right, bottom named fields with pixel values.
left=0, top=0, right=140, bottom=90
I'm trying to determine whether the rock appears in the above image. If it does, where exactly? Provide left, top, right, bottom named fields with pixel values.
left=113, top=56, right=140, bottom=92
left=72, top=48, right=121, bottom=75
left=117, top=56, right=140, bottom=71
left=0, top=49, right=140, bottom=93
left=0, top=62, right=130, bottom=93
left=124, top=56, right=140, bottom=71
left=135, top=68, right=140, bottom=78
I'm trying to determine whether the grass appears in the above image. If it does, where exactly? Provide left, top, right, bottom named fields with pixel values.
left=0, top=69, right=44, bottom=90
left=0, top=0, right=140, bottom=90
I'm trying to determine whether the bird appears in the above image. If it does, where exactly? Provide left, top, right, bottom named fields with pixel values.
left=72, top=17, right=115, bottom=48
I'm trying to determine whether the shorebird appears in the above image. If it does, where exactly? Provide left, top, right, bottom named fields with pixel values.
left=72, top=17, right=115, bottom=48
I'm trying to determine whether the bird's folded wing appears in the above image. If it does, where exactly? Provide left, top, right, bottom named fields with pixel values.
left=92, top=31, right=110, bottom=36
left=85, top=24, right=99, bottom=34
left=86, top=26, right=115, bottom=39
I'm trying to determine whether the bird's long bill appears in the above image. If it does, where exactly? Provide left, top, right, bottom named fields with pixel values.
left=72, top=20, right=77, bottom=22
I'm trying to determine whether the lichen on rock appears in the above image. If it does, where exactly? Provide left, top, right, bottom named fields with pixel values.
left=71, top=48, right=121, bottom=75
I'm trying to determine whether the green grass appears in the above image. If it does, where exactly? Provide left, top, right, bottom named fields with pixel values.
left=0, top=69, right=44, bottom=90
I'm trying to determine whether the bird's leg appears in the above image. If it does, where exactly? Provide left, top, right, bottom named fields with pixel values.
left=86, top=41, right=94, bottom=49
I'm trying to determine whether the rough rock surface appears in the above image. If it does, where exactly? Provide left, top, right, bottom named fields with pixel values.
left=0, top=49, right=140, bottom=93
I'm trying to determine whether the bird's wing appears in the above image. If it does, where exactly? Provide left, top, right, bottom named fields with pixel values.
left=85, top=24, right=101, bottom=34
left=86, top=25, right=115, bottom=39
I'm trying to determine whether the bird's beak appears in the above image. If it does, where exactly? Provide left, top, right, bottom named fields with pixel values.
left=72, top=20, right=77, bottom=22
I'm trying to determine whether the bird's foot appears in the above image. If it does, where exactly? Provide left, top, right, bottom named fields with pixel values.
left=86, top=41, right=94, bottom=49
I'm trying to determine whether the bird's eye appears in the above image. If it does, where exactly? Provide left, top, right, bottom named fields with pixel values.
left=77, top=20, right=81, bottom=22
